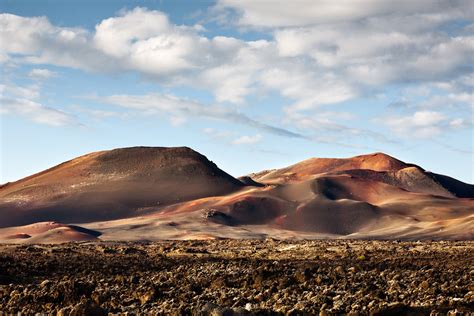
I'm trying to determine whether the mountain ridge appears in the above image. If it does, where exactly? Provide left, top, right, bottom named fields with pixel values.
left=0, top=146, right=472, bottom=242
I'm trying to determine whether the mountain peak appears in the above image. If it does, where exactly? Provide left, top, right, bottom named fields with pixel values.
left=351, top=152, right=411, bottom=172
left=0, top=146, right=244, bottom=228
left=253, top=152, right=412, bottom=183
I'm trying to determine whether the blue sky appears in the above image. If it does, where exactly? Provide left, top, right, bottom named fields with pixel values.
left=0, top=0, right=473, bottom=183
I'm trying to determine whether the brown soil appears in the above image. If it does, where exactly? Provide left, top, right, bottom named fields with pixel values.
left=0, top=240, right=472, bottom=315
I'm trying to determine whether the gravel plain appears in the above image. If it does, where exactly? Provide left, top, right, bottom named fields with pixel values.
left=0, top=240, right=472, bottom=315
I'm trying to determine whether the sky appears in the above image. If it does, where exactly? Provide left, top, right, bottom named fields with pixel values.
left=0, top=0, right=473, bottom=183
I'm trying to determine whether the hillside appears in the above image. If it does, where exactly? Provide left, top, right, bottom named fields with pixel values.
left=0, top=147, right=472, bottom=242
left=0, top=147, right=244, bottom=228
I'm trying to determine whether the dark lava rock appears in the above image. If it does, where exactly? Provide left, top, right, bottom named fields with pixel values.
left=0, top=240, right=472, bottom=314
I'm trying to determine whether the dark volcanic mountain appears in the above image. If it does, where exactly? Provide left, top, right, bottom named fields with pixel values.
left=0, top=147, right=244, bottom=228
left=0, top=147, right=472, bottom=242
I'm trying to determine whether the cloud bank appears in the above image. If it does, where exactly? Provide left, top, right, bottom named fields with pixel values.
left=0, top=2, right=472, bottom=147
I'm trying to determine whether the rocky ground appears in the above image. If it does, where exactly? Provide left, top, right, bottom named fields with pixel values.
left=0, top=240, right=472, bottom=315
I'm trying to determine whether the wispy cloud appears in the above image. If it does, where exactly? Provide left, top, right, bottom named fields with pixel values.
left=0, top=82, right=77, bottom=126
left=0, top=95, right=76, bottom=126
left=95, top=93, right=308, bottom=139
left=93, top=92, right=399, bottom=150
left=231, top=133, right=262, bottom=145
left=28, top=68, right=57, bottom=80
left=285, top=111, right=397, bottom=145
left=431, top=139, right=474, bottom=155
left=0, top=83, right=40, bottom=100
left=69, top=104, right=130, bottom=120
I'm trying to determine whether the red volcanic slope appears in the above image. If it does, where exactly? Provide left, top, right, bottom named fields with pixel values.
left=0, top=221, right=101, bottom=243
left=0, top=148, right=472, bottom=241
left=178, top=152, right=473, bottom=238
left=252, top=152, right=473, bottom=198
left=251, top=153, right=411, bottom=183
left=0, top=147, right=245, bottom=228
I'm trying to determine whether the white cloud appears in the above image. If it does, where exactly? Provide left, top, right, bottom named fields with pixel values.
left=0, top=13, right=115, bottom=72
left=169, top=116, right=186, bottom=126
left=231, top=134, right=262, bottom=145
left=273, top=25, right=474, bottom=87
left=0, top=14, right=52, bottom=54
left=384, top=111, right=470, bottom=138
left=420, top=93, right=474, bottom=110
left=0, top=83, right=40, bottom=100
left=93, top=8, right=212, bottom=75
left=412, top=111, right=446, bottom=126
left=1, top=7, right=472, bottom=112
left=216, top=0, right=472, bottom=28
left=0, top=96, right=75, bottom=126
left=260, top=67, right=357, bottom=112
left=0, top=82, right=76, bottom=126
left=1, top=6, right=472, bottom=144
left=0, top=11, right=269, bottom=104
left=391, top=81, right=473, bottom=111
left=216, top=0, right=473, bottom=106
left=196, top=39, right=273, bottom=103
left=93, top=7, right=170, bottom=58
left=28, top=68, right=57, bottom=80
